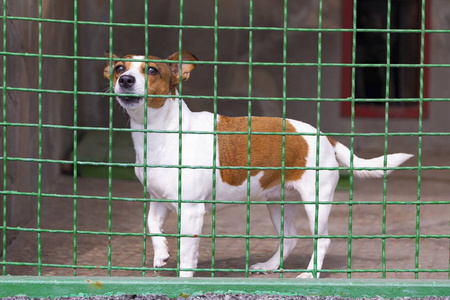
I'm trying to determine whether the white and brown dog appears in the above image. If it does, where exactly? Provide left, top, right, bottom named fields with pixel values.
left=104, top=51, right=412, bottom=278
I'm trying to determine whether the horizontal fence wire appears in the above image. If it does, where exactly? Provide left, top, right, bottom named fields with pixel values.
left=0, top=0, right=449, bottom=297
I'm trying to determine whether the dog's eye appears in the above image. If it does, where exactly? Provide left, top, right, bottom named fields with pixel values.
left=147, top=67, right=159, bottom=75
left=115, top=65, right=125, bottom=73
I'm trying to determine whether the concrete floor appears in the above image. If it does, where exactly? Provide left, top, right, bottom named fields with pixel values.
left=3, top=152, right=449, bottom=279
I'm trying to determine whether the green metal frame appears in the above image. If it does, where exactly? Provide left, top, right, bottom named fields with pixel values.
left=1, top=0, right=449, bottom=298
left=1, top=277, right=450, bottom=299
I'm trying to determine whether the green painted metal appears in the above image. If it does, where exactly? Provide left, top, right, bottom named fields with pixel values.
left=210, top=0, right=219, bottom=279
left=72, top=0, right=79, bottom=279
left=415, top=0, right=427, bottom=281
left=246, top=0, right=254, bottom=278
left=0, top=277, right=450, bottom=299
left=1, top=0, right=7, bottom=278
left=0, top=0, right=449, bottom=297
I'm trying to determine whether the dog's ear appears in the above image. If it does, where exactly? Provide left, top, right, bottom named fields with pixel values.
left=104, top=51, right=119, bottom=79
left=167, top=51, right=198, bottom=82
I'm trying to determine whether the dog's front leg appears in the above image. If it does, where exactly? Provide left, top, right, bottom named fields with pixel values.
left=179, top=203, right=206, bottom=277
left=148, top=201, right=171, bottom=269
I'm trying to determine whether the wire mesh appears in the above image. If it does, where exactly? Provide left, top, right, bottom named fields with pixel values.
left=0, top=0, right=449, bottom=286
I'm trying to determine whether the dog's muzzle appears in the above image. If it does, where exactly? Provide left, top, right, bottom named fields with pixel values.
left=119, top=75, right=135, bottom=89
left=116, top=75, right=142, bottom=105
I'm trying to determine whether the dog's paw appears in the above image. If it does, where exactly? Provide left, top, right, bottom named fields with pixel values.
left=296, top=272, right=314, bottom=279
left=249, top=262, right=277, bottom=274
left=153, top=252, right=170, bottom=268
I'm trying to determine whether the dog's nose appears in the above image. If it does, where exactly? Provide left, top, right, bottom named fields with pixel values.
left=119, top=75, right=136, bottom=88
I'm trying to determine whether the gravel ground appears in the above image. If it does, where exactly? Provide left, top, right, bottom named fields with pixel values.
left=2, top=295, right=450, bottom=300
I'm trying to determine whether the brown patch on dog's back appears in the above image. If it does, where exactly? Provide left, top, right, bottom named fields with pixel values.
left=217, top=116, right=309, bottom=190
left=327, top=136, right=337, bottom=147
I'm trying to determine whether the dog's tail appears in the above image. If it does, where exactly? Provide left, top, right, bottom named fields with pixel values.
left=327, top=137, right=413, bottom=179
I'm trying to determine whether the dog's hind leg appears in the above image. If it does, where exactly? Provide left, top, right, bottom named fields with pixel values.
left=250, top=203, right=299, bottom=273
left=295, top=170, right=337, bottom=279
left=297, top=201, right=332, bottom=278
left=148, top=201, right=171, bottom=269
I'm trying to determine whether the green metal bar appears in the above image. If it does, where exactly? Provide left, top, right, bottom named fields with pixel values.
left=347, top=0, right=357, bottom=279
left=0, top=262, right=447, bottom=275
left=106, top=0, right=114, bottom=277
left=0, top=262, right=448, bottom=275
left=176, top=0, right=184, bottom=277
left=1, top=124, right=450, bottom=140
left=278, top=0, right=288, bottom=279
left=1, top=277, right=450, bottom=299
left=381, top=0, right=392, bottom=279
left=415, top=0, right=427, bottom=280
left=245, top=0, right=253, bottom=278
left=0, top=156, right=429, bottom=172
left=1, top=0, right=7, bottom=277
left=37, top=0, right=43, bottom=276
left=210, top=0, right=219, bottom=278
left=1, top=122, right=449, bottom=138
left=312, top=0, right=324, bottom=279
left=5, top=84, right=450, bottom=102
left=72, top=0, right=79, bottom=277
left=4, top=193, right=450, bottom=206
left=1, top=225, right=448, bottom=240
left=4, top=14, right=448, bottom=35
left=1, top=51, right=448, bottom=69
left=3, top=49, right=449, bottom=68
left=2, top=187, right=449, bottom=206
left=142, top=0, right=149, bottom=278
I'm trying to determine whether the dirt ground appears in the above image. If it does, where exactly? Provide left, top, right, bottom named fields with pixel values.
left=3, top=152, right=449, bottom=280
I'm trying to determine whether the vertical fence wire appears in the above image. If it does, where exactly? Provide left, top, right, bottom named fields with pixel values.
left=245, top=0, right=253, bottom=278
left=106, top=0, right=115, bottom=277
left=142, top=0, right=150, bottom=278
left=176, top=0, right=185, bottom=277
left=415, top=0, right=427, bottom=280
left=1, top=0, right=6, bottom=276
left=279, top=0, right=288, bottom=279
left=72, top=0, right=79, bottom=276
left=381, top=0, right=393, bottom=279
left=347, top=0, right=357, bottom=279
left=210, top=0, right=219, bottom=278
left=36, top=0, right=43, bottom=276
left=313, top=0, right=324, bottom=279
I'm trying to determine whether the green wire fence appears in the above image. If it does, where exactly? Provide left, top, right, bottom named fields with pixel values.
left=0, top=0, right=450, bottom=298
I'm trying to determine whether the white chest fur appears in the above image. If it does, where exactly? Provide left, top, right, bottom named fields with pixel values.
left=128, top=97, right=219, bottom=206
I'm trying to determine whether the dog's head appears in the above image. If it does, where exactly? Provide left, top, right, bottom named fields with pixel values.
left=104, top=51, right=198, bottom=109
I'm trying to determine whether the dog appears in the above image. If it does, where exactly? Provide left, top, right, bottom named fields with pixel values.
left=104, top=51, right=413, bottom=278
